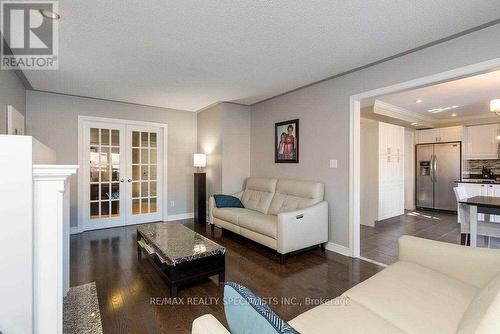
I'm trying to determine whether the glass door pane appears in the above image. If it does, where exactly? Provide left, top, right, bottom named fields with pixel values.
left=127, top=126, right=162, bottom=224
left=131, top=130, right=158, bottom=215
left=89, top=127, right=121, bottom=220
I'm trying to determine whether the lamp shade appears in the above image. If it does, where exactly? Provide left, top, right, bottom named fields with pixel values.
left=491, top=99, right=500, bottom=113
left=193, top=153, right=206, bottom=168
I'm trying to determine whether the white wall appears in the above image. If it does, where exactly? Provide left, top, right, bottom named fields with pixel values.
left=251, top=24, right=500, bottom=247
left=26, top=91, right=198, bottom=227
left=0, top=70, right=26, bottom=134
left=198, top=102, right=251, bottom=196
left=0, top=135, right=33, bottom=334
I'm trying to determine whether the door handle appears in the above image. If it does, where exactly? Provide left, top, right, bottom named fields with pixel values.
left=430, top=155, right=434, bottom=183
left=120, top=179, right=124, bottom=183
left=128, top=179, right=132, bottom=182
left=433, top=154, right=438, bottom=183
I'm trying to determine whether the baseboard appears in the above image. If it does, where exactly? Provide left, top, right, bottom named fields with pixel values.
left=166, top=212, right=194, bottom=221
left=325, top=242, right=351, bottom=257
left=70, top=226, right=80, bottom=235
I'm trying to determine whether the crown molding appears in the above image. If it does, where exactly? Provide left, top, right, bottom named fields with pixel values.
left=373, top=100, right=436, bottom=126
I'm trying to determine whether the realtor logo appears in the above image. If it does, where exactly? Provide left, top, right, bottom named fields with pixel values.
left=1, top=0, right=59, bottom=70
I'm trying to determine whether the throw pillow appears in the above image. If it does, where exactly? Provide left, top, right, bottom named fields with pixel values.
left=214, top=195, right=244, bottom=208
left=224, top=282, right=299, bottom=334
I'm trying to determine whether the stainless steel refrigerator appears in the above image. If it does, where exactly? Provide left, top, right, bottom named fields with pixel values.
left=416, top=142, right=461, bottom=211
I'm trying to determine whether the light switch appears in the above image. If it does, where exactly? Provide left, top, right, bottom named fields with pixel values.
left=329, top=159, right=338, bottom=168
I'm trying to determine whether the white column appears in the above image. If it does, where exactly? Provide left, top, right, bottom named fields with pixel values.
left=32, top=165, right=78, bottom=334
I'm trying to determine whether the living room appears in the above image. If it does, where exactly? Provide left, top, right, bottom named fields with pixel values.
left=2, top=2, right=500, bottom=334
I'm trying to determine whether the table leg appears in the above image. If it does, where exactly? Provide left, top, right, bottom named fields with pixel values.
left=469, top=205, right=478, bottom=247
left=170, top=285, right=178, bottom=298
left=218, top=272, right=225, bottom=286
left=136, top=233, right=142, bottom=259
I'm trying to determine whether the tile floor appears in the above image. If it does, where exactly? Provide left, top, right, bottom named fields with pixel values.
left=361, top=209, right=500, bottom=265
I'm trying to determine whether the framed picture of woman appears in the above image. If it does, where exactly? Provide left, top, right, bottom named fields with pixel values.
left=275, top=119, right=299, bottom=163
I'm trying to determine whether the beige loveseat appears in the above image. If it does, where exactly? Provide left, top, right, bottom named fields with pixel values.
left=193, top=236, right=500, bottom=334
left=209, top=177, right=328, bottom=263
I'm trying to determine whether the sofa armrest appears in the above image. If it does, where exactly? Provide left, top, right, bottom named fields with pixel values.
left=277, top=201, right=328, bottom=254
left=192, top=314, right=230, bottom=334
left=398, top=235, right=500, bottom=288
left=208, top=196, right=215, bottom=225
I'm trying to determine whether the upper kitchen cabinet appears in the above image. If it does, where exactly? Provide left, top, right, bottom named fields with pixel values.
left=465, top=124, right=498, bottom=160
left=416, top=126, right=463, bottom=144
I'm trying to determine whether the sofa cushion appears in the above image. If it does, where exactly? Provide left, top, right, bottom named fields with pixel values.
left=239, top=212, right=277, bottom=239
left=241, top=178, right=277, bottom=214
left=345, top=261, right=478, bottom=334
left=457, top=271, right=500, bottom=334
left=268, top=179, right=324, bottom=215
left=289, top=297, right=405, bottom=334
left=212, top=207, right=254, bottom=225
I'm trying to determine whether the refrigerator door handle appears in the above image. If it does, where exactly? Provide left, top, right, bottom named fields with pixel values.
left=434, top=154, right=438, bottom=183
left=430, top=154, right=434, bottom=183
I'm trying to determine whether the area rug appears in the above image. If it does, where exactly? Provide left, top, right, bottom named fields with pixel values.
left=63, top=282, right=103, bottom=334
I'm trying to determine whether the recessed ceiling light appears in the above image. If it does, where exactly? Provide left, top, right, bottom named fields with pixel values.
left=428, top=105, right=459, bottom=113
left=411, top=122, right=418, bottom=126
left=451, top=113, right=457, bottom=117
left=415, top=99, right=423, bottom=104
left=39, top=9, right=60, bottom=20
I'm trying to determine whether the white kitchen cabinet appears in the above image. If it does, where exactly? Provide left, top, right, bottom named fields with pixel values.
left=417, top=129, right=439, bottom=144
left=361, top=121, right=405, bottom=226
left=416, top=126, right=463, bottom=144
left=439, top=126, right=464, bottom=142
left=465, top=124, right=498, bottom=160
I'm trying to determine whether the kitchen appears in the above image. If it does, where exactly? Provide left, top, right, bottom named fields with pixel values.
left=359, top=69, right=500, bottom=265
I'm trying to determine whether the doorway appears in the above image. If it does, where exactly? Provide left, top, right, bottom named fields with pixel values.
left=78, top=117, right=167, bottom=231
left=350, top=58, right=500, bottom=259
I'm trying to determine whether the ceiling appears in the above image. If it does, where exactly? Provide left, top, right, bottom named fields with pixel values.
left=22, top=1, right=500, bottom=111
left=373, top=69, right=500, bottom=125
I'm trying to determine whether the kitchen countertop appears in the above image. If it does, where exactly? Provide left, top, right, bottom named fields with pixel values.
left=455, top=180, right=500, bottom=184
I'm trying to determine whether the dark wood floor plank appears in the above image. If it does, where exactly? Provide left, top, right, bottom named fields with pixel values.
left=71, top=219, right=383, bottom=333
left=361, top=209, right=500, bottom=265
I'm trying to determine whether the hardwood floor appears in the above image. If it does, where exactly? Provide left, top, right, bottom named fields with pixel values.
left=361, top=209, right=500, bottom=265
left=71, top=220, right=383, bottom=334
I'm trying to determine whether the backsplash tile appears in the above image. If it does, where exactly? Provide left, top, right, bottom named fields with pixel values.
left=464, top=159, right=500, bottom=175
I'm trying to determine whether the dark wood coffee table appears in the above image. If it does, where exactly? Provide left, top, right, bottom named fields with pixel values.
left=137, top=222, right=225, bottom=297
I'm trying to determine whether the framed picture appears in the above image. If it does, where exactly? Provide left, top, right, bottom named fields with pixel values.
left=275, top=119, right=299, bottom=163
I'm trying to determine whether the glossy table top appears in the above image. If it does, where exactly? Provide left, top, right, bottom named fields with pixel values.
left=137, top=222, right=225, bottom=266
left=459, top=196, right=500, bottom=208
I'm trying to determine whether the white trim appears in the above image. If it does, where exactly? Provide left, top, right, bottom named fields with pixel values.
left=358, top=256, right=389, bottom=268
left=78, top=115, right=169, bottom=128
left=166, top=212, right=194, bottom=221
left=325, top=242, right=351, bottom=257
left=374, top=100, right=436, bottom=126
left=77, top=116, right=168, bottom=232
left=349, top=57, right=500, bottom=258
left=33, top=165, right=79, bottom=180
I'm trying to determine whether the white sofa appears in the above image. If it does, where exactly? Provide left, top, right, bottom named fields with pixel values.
left=209, top=177, right=328, bottom=263
left=193, top=236, right=500, bottom=334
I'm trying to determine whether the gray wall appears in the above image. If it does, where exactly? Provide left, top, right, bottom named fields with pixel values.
left=251, top=24, right=500, bottom=247
left=197, top=102, right=251, bottom=196
left=197, top=104, right=224, bottom=196
left=0, top=70, right=26, bottom=134
left=26, top=91, right=197, bottom=227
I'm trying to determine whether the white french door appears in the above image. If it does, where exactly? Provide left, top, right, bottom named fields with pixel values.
left=81, top=120, right=163, bottom=230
